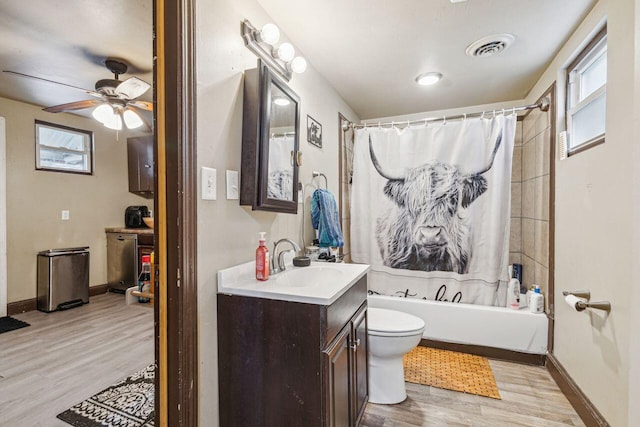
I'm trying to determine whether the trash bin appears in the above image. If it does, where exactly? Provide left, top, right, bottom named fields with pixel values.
left=37, top=247, right=90, bottom=312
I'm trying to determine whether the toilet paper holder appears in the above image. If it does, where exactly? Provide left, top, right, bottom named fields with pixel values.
left=562, top=290, right=611, bottom=312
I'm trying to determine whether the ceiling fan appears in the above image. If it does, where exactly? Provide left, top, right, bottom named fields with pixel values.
left=3, top=59, right=152, bottom=130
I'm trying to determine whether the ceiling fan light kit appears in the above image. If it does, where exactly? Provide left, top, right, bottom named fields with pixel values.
left=3, top=58, right=152, bottom=131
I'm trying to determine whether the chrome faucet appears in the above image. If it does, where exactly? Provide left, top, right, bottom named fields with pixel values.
left=271, top=238, right=301, bottom=274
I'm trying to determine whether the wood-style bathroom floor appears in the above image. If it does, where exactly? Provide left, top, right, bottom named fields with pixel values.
left=362, top=359, right=586, bottom=427
left=0, top=293, right=154, bottom=427
left=1, top=293, right=584, bottom=426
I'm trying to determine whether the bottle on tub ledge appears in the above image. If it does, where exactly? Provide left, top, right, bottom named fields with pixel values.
left=529, top=285, right=544, bottom=314
left=507, top=265, right=521, bottom=310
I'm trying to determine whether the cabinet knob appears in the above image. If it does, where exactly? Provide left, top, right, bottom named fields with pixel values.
left=350, top=338, right=361, bottom=351
left=144, top=164, right=151, bottom=168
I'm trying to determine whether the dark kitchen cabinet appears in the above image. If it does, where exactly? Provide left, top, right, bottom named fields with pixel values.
left=217, top=275, right=368, bottom=427
left=127, top=135, right=154, bottom=198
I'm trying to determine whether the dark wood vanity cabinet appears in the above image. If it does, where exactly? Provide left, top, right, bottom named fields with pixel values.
left=127, top=135, right=154, bottom=198
left=218, top=275, right=368, bottom=427
left=324, top=303, right=368, bottom=427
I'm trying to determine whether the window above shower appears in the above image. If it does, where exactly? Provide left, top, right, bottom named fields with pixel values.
left=566, top=26, right=607, bottom=155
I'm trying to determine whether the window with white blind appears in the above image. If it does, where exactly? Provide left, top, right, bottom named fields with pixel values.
left=566, top=27, right=607, bottom=155
left=35, top=120, right=93, bottom=174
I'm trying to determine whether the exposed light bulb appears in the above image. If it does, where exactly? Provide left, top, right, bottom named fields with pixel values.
left=290, top=56, right=307, bottom=74
left=123, top=109, right=144, bottom=129
left=273, top=97, right=290, bottom=106
left=92, top=104, right=114, bottom=124
left=276, top=43, right=295, bottom=62
left=103, top=111, right=123, bottom=130
left=259, top=23, right=280, bottom=45
left=415, top=72, right=443, bottom=86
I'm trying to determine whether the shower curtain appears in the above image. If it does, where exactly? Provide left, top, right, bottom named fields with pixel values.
left=351, top=115, right=516, bottom=306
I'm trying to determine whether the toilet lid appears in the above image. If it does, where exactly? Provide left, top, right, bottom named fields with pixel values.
left=368, top=307, right=425, bottom=336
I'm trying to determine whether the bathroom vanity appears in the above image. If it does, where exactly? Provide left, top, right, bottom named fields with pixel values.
left=217, top=262, right=370, bottom=426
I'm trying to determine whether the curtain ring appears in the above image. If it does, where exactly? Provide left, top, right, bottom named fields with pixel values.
left=391, top=121, right=395, bottom=129
left=481, top=111, right=485, bottom=119
left=442, top=116, right=446, bottom=126
left=378, top=122, right=381, bottom=128
left=424, top=119, right=428, bottom=127
left=407, top=120, right=410, bottom=128
left=463, top=113, right=467, bottom=121
left=492, top=110, right=496, bottom=118
left=364, top=122, right=367, bottom=129
left=501, top=108, right=505, bottom=116
left=512, top=107, right=516, bottom=116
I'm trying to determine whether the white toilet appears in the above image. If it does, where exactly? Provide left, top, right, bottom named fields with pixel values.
left=367, top=307, right=425, bottom=404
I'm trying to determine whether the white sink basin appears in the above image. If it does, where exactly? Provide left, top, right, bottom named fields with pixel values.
left=218, top=261, right=370, bottom=305
left=272, top=264, right=345, bottom=288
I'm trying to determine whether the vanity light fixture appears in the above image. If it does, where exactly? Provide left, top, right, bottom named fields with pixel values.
left=241, top=19, right=307, bottom=82
left=415, top=72, right=443, bottom=86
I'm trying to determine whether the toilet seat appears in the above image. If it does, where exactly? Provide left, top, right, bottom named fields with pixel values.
left=368, top=307, right=425, bottom=337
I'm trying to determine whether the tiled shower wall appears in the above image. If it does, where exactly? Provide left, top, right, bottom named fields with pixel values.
left=511, top=108, right=551, bottom=305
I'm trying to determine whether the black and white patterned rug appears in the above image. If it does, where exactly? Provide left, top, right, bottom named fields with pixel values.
left=57, top=364, right=155, bottom=427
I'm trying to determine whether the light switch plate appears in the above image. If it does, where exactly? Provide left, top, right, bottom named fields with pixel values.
left=61, top=210, right=70, bottom=220
left=226, top=170, right=239, bottom=200
left=201, top=167, right=217, bottom=200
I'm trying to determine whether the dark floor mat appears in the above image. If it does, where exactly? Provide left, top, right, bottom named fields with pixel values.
left=0, top=316, right=30, bottom=334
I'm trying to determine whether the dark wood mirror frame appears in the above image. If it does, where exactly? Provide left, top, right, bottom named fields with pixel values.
left=240, top=59, right=300, bottom=214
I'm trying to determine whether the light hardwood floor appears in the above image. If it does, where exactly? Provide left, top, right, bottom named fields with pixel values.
left=0, top=293, right=154, bottom=427
left=362, top=359, right=585, bottom=427
left=1, top=294, right=583, bottom=427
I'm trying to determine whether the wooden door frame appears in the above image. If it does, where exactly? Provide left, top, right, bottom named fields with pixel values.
left=155, top=0, right=198, bottom=425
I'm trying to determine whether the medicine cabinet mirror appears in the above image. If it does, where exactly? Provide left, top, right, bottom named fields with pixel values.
left=241, top=59, right=300, bottom=213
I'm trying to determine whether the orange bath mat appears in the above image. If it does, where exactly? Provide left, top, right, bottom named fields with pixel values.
left=403, top=346, right=501, bottom=399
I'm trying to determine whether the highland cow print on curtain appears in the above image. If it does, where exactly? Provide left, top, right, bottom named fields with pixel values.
left=350, top=115, right=516, bottom=306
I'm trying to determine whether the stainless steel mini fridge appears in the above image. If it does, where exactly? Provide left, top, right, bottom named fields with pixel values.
left=37, top=247, right=90, bottom=312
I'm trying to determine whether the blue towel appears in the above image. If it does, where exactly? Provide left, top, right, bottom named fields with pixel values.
left=311, top=189, right=344, bottom=248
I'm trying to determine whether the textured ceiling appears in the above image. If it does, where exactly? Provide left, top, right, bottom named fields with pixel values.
left=258, top=0, right=596, bottom=119
left=0, top=0, right=152, bottom=121
left=0, top=0, right=596, bottom=123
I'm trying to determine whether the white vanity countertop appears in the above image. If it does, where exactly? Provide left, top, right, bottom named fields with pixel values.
left=217, top=261, right=370, bottom=305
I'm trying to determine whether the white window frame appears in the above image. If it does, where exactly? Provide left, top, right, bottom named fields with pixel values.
left=566, top=27, right=607, bottom=155
left=35, top=120, right=94, bottom=175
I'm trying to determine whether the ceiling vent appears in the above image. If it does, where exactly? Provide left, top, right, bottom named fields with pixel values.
left=466, top=34, right=515, bottom=57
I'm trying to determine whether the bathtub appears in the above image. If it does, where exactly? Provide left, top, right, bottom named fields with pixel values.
left=368, top=294, right=548, bottom=355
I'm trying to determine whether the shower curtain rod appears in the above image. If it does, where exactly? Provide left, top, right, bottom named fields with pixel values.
left=343, top=97, right=549, bottom=130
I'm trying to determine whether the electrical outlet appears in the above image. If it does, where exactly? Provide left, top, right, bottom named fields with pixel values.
left=201, top=167, right=217, bottom=200
left=226, top=170, right=239, bottom=200
left=61, top=210, right=70, bottom=220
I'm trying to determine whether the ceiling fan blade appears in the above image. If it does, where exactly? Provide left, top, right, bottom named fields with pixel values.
left=3, top=70, right=104, bottom=98
left=128, top=100, right=153, bottom=111
left=43, top=99, right=104, bottom=113
left=116, top=76, right=151, bottom=99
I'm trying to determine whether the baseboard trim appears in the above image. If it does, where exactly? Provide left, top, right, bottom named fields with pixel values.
left=7, top=298, right=37, bottom=315
left=546, top=354, right=610, bottom=427
left=89, top=284, right=109, bottom=297
left=7, top=284, right=111, bottom=315
left=420, top=339, right=546, bottom=366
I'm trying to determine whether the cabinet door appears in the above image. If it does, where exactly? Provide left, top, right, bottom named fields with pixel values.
left=351, top=306, right=368, bottom=425
left=127, top=136, right=154, bottom=195
left=323, top=326, right=351, bottom=427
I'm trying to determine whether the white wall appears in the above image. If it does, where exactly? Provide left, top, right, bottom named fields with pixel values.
left=0, top=97, right=152, bottom=303
left=195, top=0, right=358, bottom=424
left=525, top=1, right=636, bottom=425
